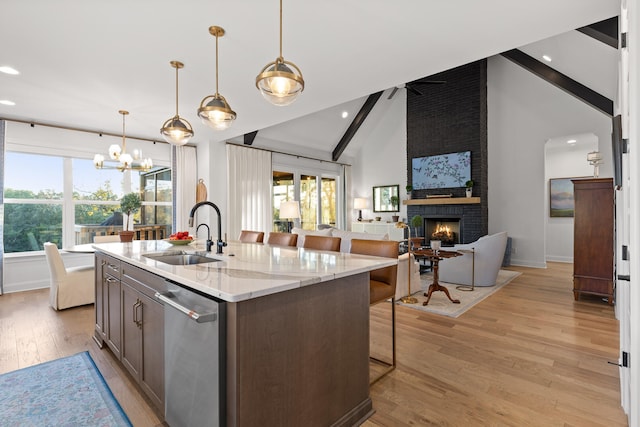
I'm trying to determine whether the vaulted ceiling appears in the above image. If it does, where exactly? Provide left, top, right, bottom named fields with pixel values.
left=1, top=0, right=619, bottom=160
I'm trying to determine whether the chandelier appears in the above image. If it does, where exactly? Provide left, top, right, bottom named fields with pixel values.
left=197, top=26, right=237, bottom=131
left=160, top=60, right=193, bottom=145
left=93, top=110, right=153, bottom=172
left=255, top=0, right=304, bottom=106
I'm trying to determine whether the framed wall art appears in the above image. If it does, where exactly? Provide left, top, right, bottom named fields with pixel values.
left=549, top=177, right=580, bottom=217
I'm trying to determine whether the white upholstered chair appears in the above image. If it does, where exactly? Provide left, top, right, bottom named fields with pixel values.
left=44, top=242, right=95, bottom=310
left=438, top=232, right=508, bottom=287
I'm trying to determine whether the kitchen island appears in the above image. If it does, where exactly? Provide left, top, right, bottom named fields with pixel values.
left=93, top=240, right=396, bottom=427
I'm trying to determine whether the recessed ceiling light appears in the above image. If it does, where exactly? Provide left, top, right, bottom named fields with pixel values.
left=0, top=100, right=16, bottom=106
left=0, top=66, right=20, bottom=75
left=542, top=55, right=552, bottom=62
left=567, top=139, right=577, bottom=144
left=341, top=111, right=348, bottom=119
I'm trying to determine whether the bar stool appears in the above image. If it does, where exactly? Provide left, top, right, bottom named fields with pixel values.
left=238, top=230, right=265, bottom=243
left=350, top=238, right=398, bottom=384
left=266, top=232, right=298, bottom=247
left=302, top=235, right=341, bottom=252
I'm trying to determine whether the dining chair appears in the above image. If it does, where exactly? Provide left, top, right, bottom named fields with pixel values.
left=302, top=235, right=341, bottom=252
left=350, top=238, right=398, bottom=383
left=238, top=230, right=265, bottom=243
left=43, top=242, right=95, bottom=310
left=266, top=232, right=298, bottom=247
left=93, top=235, right=121, bottom=243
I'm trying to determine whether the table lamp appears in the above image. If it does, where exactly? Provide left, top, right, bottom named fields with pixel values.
left=280, top=200, right=301, bottom=232
left=354, top=198, right=367, bottom=221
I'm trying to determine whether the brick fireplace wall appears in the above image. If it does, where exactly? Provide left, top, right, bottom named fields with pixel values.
left=406, top=60, right=488, bottom=243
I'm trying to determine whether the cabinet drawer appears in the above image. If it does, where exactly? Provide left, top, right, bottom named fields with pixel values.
left=104, top=257, right=121, bottom=278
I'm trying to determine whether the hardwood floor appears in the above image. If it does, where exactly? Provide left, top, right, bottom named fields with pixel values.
left=0, top=262, right=627, bottom=426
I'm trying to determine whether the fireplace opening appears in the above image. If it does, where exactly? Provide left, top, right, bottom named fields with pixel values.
left=424, top=217, right=461, bottom=246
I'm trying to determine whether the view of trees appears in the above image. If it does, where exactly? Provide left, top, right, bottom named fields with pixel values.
left=3, top=184, right=119, bottom=253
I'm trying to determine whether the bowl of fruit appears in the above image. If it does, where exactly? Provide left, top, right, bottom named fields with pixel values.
left=165, top=231, right=194, bottom=245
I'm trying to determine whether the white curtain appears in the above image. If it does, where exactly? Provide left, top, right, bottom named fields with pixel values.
left=172, top=145, right=197, bottom=232
left=343, top=164, right=351, bottom=231
left=0, top=120, right=5, bottom=294
left=226, top=144, right=272, bottom=240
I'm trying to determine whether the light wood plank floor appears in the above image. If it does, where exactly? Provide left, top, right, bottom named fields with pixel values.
left=0, top=262, right=627, bottom=426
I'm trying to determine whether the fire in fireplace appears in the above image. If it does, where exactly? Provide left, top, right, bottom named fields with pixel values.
left=432, top=224, right=454, bottom=244
left=425, top=217, right=461, bottom=246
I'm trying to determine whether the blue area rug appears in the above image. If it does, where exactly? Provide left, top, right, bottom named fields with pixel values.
left=0, top=351, right=132, bottom=427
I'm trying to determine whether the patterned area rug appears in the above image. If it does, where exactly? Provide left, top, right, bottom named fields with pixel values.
left=396, top=269, right=522, bottom=318
left=0, top=351, right=132, bottom=426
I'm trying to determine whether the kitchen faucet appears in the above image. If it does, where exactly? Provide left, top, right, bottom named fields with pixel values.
left=196, top=223, right=213, bottom=252
left=188, top=201, right=227, bottom=254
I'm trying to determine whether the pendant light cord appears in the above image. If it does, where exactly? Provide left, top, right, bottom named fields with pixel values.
left=121, top=112, right=127, bottom=153
left=175, top=65, right=179, bottom=116
left=215, top=32, right=220, bottom=96
left=279, top=0, right=283, bottom=59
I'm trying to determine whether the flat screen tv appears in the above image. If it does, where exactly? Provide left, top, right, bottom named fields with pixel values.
left=412, top=151, right=471, bottom=190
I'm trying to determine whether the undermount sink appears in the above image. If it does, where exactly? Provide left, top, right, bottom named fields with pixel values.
left=143, top=251, right=220, bottom=266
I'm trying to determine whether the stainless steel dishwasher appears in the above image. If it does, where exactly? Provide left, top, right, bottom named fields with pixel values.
left=155, top=281, right=225, bottom=427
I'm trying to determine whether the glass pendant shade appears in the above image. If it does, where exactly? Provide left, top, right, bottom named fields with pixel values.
left=161, top=60, right=193, bottom=145
left=161, top=116, right=193, bottom=145
left=256, top=59, right=304, bottom=106
left=197, top=94, right=236, bottom=131
left=198, top=26, right=236, bottom=131
left=255, top=0, right=304, bottom=106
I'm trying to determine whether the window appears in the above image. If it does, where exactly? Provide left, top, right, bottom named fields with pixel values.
left=272, top=171, right=295, bottom=232
left=3, top=151, right=172, bottom=252
left=4, top=153, right=64, bottom=252
left=272, top=169, right=339, bottom=232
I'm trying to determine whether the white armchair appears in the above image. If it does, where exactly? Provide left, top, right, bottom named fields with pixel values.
left=438, top=232, right=508, bottom=287
left=44, top=242, right=95, bottom=310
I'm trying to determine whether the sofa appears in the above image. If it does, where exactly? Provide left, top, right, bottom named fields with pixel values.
left=438, top=231, right=508, bottom=287
left=291, top=227, right=421, bottom=300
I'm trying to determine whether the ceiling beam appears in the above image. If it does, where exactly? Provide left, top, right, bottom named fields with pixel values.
left=332, top=91, right=383, bottom=161
left=577, top=16, right=618, bottom=48
left=501, top=49, right=613, bottom=117
left=244, top=130, right=258, bottom=145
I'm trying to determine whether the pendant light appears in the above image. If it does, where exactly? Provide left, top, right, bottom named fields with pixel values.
left=93, top=110, right=153, bottom=172
left=197, top=26, right=236, bottom=131
left=256, top=0, right=304, bottom=106
left=161, top=60, right=194, bottom=145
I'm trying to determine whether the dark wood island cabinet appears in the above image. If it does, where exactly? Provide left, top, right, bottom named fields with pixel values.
left=572, top=178, right=614, bottom=305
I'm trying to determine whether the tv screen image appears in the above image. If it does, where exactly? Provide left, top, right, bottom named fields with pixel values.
left=412, top=151, right=471, bottom=190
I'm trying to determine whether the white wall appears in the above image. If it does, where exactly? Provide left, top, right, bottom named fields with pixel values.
left=488, top=55, right=613, bottom=267
left=350, top=91, right=407, bottom=227
left=544, top=133, right=598, bottom=263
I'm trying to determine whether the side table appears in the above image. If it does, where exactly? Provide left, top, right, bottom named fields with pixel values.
left=412, top=248, right=462, bottom=305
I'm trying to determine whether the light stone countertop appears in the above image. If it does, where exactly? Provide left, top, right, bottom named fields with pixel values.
left=93, top=240, right=397, bottom=302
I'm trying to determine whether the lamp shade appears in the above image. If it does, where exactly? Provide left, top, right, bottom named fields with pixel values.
left=280, top=200, right=300, bottom=219
left=353, top=198, right=367, bottom=210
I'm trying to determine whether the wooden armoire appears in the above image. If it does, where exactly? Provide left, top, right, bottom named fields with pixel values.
left=572, top=178, right=614, bottom=305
